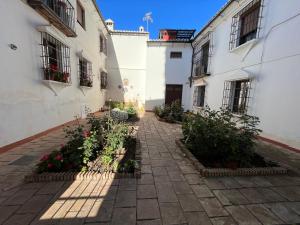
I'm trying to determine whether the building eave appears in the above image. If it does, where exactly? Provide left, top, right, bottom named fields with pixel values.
left=91, top=0, right=109, bottom=34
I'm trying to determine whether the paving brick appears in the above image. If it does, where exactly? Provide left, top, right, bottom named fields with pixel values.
left=264, top=202, right=300, bottom=224
left=152, top=167, right=168, bottom=176
left=167, top=171, right=185, bottom=181
left=199, top=198, right=228, bottom=217
left=137, top=184, right=157, bottom=199
left=37, top=182, right=65, bottom=195
left=141, top=165, right=152, bottom=174
left=172, top=181, right=193, bottom=194
left=86, top=200, right=114, bottom=222
left=204, top=178, right=226, bottom=190
left=115, top=190, right=136, bottom=208
left=159, top=202, right=187, bottom=225
left=111, top=207, right=136, bottom=225
left=184, top=211, right=212, bottom=225
left=18, top=194, right=53, bottom=213
left=137, top=219, right=162, bottom=225
left=4, top=188, right=37, bottom=205
left=156, top=182, right=178, bottom=203
left=226, top=205, right=261, bottom=225
left=246, top=204, right=283, bottom=224
left=214, top=189, right=249, bottom=205
left=210, top=216, right=237, bottom=225
left=138, top=174, right=154, bottom=185
left=271, top=186, right=300, bottom=201
left=184, top=174, right=204, bottom=185
left=137, top=199, right=160, bottom=220
left=191, top=185, right=214, bottom=198
left=0, top=206, right=19, bottom=224
left=239, top=188, right=268, bottom=204
left=3, top=213, right=36, bottom=225
left=177, top=194, right=204, bottom=212
left=219, top=177, right=241, bottom=189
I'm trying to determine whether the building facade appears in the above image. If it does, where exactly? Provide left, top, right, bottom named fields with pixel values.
left=0, top=0, right=108, bottom=147
left=191, top=0, right=300, bottom=148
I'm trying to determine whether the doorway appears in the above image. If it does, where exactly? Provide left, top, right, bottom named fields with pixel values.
left=165, top=84, right=183, bottom=105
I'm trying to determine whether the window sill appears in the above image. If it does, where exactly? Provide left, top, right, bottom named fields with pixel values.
left=230, top=38, right=259, bottom=59
left=42, top=80, right=71, bottom=95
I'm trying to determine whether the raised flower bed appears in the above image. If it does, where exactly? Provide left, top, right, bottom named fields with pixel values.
left=154, top=100, right=184, bottom=124
left=177, top=107, right=288, bottom=177
left=25, top=114, right=141, bottom=183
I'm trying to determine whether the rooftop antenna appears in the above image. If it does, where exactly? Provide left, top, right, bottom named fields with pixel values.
left=143, top=12, right=153, bottom=32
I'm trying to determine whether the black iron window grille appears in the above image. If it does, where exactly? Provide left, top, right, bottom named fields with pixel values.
left=222, top=79, right=252, bottom=114
left=101, top=72, right=108, bottom=89
left=193, top=32, right=213, bottom=77
left=170, top=52, right=182, bottom=59
left=229, top=0, right=263, bottom=50
left=78, top=57, right=93, bottom=87
left=100, top=35, right=107, bottom=55
left=41, top=32, right=71, bottom=83
left=193, top=86, right=206, bottom=107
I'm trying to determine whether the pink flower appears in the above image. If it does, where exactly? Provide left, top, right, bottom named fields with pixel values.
left=60, top=143, right=65, bottom=148
left=55, top=154, right=63, bottom=161
left=83, top=130, right=90, bottom=138
left=47, top=163, right=54, bottom=168
left=41, top=154, right=49, bottom=161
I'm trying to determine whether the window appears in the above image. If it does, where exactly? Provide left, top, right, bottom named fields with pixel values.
left=100, top=35, right=107, bottom=55
left=78, top=57, right=92, bottom=87
left=229, top=0, right=262, bottom=50
left=170, top=52, right=182, bottom=59
left=77, top=1, right=85, bottom=29
left=41, top=32, right=71, bottom=83
left=101, top=72, right=108, bottom=89
left=194, top=41, right=210, bottom=76
left=222, top=79, right=252, bottom=114
left=193, top=86, right=206, bottom=107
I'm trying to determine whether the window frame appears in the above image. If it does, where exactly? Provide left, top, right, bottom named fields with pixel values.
left=100, top=71, right=108, bottom=89
left=229, top=0, right=263, bottom=50
left=76, top=0, right=85, bottom=29
left=41, top=32, right=71, bottom=83
left=170, top=51, right=182, bottom=59
left=193, top=85, right=206, bottom=108
left=222, top=79, right=252, bottom=114
left=78, top=57, right=93, bottom=87
left=100, top=34, right=107, bottom=55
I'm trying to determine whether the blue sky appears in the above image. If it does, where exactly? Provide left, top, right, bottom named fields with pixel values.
left=96, top=0, right=228, bottom=39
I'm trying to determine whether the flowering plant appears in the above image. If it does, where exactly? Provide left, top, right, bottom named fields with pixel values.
left=37, top=150, right=64, bottom=173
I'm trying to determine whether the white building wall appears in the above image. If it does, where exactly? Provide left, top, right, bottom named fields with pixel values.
left=106, top=32, right=148, bottom=107
left=192, top=0, right=300, bottom=148
left=0, top=0, right=108, bottom=147
left=146, top=42, right=193, bottom=111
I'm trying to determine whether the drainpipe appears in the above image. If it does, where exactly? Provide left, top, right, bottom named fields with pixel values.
left=189, top=42, right=195, bottom=87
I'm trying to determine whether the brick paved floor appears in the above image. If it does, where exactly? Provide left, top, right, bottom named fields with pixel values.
left=0, top=113, right=300, bottom=225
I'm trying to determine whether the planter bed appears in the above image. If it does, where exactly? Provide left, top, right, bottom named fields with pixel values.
left=175, top=139, right=288, bottom=177
left=155, top=114, right=182, bottom=124
left=24, top=139, right=141, bottom=183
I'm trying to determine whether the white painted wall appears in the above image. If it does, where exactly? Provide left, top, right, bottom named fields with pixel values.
left=0, top=0, right=108, bottom=147
left=192, top=0, right=300, bottom=148
left=106, top=32, right=148, bottom=106
left=146, top=42, right=193, bottom=111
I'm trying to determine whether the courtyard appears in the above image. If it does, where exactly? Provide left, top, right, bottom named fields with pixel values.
left=0, top=113, right=299, bottom=225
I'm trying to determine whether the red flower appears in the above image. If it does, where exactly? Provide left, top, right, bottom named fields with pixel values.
left=83, top=130, right=90, bottom=138
left=47, top=163, right=54, bottom=168
left=41, top=154, right=49, bottom=161
left=60, top=143, right=65, bottom=148
left=50, top=64, right=58, bottom=71
left=55, top=154, right=63, bottom=161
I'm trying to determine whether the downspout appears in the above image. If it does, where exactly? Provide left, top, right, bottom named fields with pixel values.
left=189, top=42, right=195, bottom=87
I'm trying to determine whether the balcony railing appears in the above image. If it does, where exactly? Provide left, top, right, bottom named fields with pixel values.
left=28, top=0, right=76, bottom=37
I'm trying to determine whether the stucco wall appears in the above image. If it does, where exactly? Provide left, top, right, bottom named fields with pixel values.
left=146, top=42, right=193, bottom=111
left=0, top=0, right=108, bottom=147
left=106, top=32, right=148, bottom=106
left=192, top=0, right=300, bottom=148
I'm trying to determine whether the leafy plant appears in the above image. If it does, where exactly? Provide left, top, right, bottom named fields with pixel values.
left=182, top=107, right=262, bottom=168
left=154, top=100, right=184, bottom=122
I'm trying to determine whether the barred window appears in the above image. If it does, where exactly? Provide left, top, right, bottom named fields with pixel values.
left=222, top=79, right=252, bottom=114
left=229, top=0, right=263, bottom=50
left=100, top=35, right=107, bottom=55
left=78, top=57, right=92, bottom=87
left=101, top=72, right=108, bottom=89
left=193, top=86, right=206, bottom=107
left=41, top=32, right=71, bottom=83
left=193, top=32, right=212, bottom=77
left=170, top=52, right=182, bottom=59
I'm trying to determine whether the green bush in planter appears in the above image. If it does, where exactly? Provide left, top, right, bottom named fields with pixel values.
left=154, top=100, right=184, bottom=122
left=182, top=107, right=261, bottom=168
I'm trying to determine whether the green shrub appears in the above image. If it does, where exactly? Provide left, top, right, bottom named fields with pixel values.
left=182, top=107, right=261, bottom=167
left=126, top=106, right=137, bottom=119
left=154, top=100, right=184, bottom=122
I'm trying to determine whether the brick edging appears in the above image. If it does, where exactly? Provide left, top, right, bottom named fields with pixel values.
left=24, top=139, right=141, bottom=183
left=175, top=139, right=288, bottom=177
left=155, top=114, right=182, bottom=124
